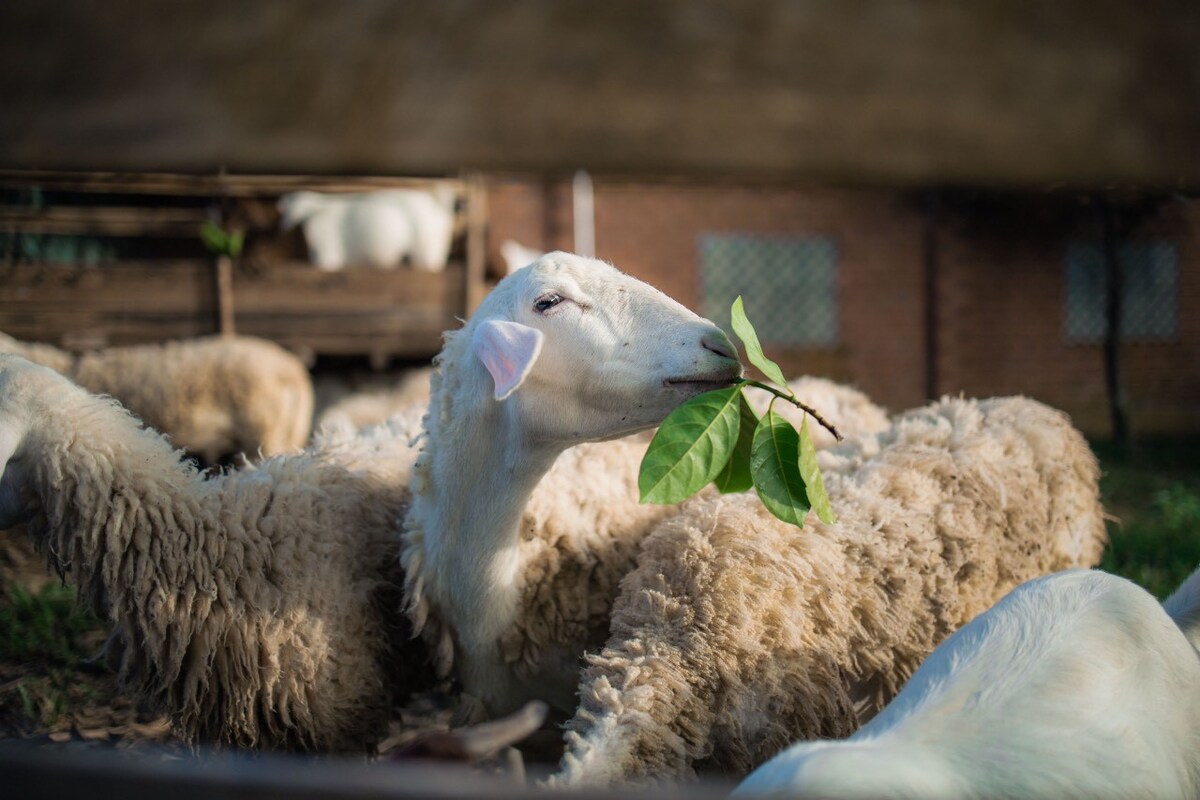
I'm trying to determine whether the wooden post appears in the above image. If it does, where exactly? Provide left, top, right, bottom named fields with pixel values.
left=921, top=191, right=941, bottom=401
left=1099, top=199, right=1130, bottom=450
left=215, top=255, right=236, bottom=336
left=464, top=173, right=489, bottom=315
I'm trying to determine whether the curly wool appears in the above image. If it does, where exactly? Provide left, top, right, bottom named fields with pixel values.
left=7, top=359, right=424, bottom=750
left=315, top=366, right=434, bottom=434
left=0, top=333, right=313, bottom=465
left=555, top=396, right=1107, bottom=786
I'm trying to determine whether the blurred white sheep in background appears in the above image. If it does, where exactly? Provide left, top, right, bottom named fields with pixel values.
left=278, top=185, right=457, bottom=271
left=500, top=240, right=545, bottom=274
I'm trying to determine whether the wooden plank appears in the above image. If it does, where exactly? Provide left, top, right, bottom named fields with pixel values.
left=0, top=205, right=208, bottom=237
left=0, top=170, right=465, bottom=198
left=0, top=1, right=1197, bottom=187
left=215, top=256, right=235, bottom=335
left=0, top=261, right=466, bottom=356
left=464, top=174, right=489, bottom=314
left=230, top=263, right=465, bottom=313
left=0, top=261, right=220, bottom=346
left=0, top=262, right=216, bottom=312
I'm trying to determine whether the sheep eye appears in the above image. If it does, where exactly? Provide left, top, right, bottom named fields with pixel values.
left=534, top=293, right=564, bottom=313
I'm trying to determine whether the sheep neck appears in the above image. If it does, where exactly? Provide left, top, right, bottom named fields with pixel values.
left=412, top=380, right=562, bottom=654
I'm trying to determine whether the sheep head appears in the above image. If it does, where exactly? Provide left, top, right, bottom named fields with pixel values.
left=466, top=252, right=742, bottom=445
left=277, top=191, right=329, bottom=229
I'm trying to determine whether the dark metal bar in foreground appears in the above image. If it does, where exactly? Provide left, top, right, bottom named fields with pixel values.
left=0, top=744, right=734, bottom=800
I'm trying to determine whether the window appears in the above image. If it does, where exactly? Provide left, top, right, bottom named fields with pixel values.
left=699, top=234, right=838, bottom=347
left=1064, top=241, right=1178, bottom=343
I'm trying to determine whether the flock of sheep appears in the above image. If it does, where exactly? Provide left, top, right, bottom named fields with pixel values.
left=1, top=252, right=1198, bottom=797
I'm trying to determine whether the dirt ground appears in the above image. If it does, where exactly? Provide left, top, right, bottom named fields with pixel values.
left=0, top=528, right=179, bottom=752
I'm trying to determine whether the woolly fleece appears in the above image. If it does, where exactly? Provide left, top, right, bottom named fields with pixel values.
left=0, top=333, right=313, bottom=465
left=0, top=356, right=424, bottom=749
left=556, top=396, right=1107, bottom=786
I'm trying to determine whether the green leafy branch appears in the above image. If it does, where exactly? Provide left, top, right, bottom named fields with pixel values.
left=638, top=297, right=837, bottom=527
left=200, top=221, right=245, bottom=259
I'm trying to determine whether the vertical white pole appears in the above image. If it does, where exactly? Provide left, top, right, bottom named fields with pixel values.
left=573, top=169, right=595, bottom=258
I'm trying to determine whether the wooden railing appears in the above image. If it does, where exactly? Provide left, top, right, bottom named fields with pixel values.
left=0, top=260, right=469, bottom=363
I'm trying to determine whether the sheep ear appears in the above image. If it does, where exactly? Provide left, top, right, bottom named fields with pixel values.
left=471, top=320, right=544, bottom=401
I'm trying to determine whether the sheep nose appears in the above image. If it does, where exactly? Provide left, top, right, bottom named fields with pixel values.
left=701, top=331, right=738, bottom=361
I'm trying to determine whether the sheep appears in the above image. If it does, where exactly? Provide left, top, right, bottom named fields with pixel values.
left=0, top=354, right=425, bottom=749
left=553, top=395, right=1108, bottom=786
left=314, top=366, right=435, bottom=434
left=734, top=566, right=1200, bottom=798
left=278, top=187, right=457, bottom=272
left=299, top=259, right=884, bottom=718
left=500, top=240, right=545, bottom=275
left=0, top=332, right=313, bottom=466
left=400, top=251, right=745, bottom=719
left=0, top=252, right=741, bottom=749
left=0, top=334, right=73, bottom=374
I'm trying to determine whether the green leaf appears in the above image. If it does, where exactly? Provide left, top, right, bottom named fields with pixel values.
left=200, top=222, right=244, bottom=257
left=751, top=409, right=811, bottom=527
left=714, top=390, right=758, bottom=494
left=798, top=416, right=836, bottom=524
left=730, top=296, right=790, bottom=389
left=200, top=222, right=227, bottom=253
left=640, top=386, right=743, bottom=504
left=226, top=229, right=245, bottom=258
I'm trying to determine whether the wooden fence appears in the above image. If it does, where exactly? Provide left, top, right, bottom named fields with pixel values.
left=0, top=171, right=491, bottom=364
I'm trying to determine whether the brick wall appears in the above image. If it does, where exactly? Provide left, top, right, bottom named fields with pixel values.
left=934, top=198, right=1200, bottom=435
left=487, top=178, right=1200, bottom=437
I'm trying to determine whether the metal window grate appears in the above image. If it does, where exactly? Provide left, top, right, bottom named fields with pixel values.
left=699, top=234, right=838, bottom=347
left=1064, top=240, right=1179, bottom=343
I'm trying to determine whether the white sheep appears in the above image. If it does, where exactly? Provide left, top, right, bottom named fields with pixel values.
left=0, top=332, right=313, bottom=466
left=278, top=187, right=457, bottom=271
left=0, top=252, right=740, bottom=749
left=400, top=251, right=744, bottom=717
left=314, top=366, right=435, bottom=434
left=735, top=566, right=1200, bottom=798
left=299, top=257, right=884, bottom=725
left=500, top=240, right=545, bottom=275
left=0, top=355, right=424, bottom=749
left=554, top=395, right=1108, bottom=786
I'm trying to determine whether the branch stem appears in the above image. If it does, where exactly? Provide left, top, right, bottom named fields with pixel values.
left=738, top=379, right=844, bottom=442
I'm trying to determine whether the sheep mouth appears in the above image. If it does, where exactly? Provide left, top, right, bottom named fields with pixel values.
left=663, top=376, right=740, bottom=392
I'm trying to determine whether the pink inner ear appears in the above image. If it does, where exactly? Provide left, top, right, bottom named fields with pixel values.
left=471, top=319, right=544, bottom=400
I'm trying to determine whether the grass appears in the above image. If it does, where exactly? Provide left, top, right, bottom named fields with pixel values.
left=0, top=582, right=105, bottom=666
left=0, top=581, right=109, bottom=731
left=1094, top=436, right=1200, bottom=599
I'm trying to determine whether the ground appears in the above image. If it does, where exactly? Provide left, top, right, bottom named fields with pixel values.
left=1, top=436, right=1197, bottom=763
